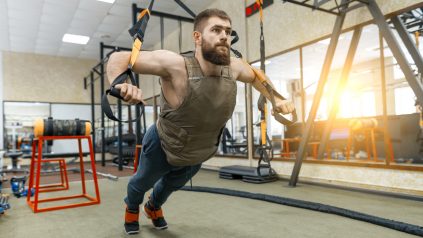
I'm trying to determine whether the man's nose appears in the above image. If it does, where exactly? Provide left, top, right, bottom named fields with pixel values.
left=219, top=33, right=229, bottom=44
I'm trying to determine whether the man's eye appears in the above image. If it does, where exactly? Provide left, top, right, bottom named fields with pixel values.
left=213, top=28, right=220, bottom=33
left=225, top=31, right=231, bottom=35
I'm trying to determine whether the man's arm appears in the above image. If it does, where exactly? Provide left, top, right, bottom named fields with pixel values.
left=231, top=58, right=295, bottom=115
left=106, top=50, right=182, bottom=104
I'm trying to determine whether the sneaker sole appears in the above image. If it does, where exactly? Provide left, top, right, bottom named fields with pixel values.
left=125, top=229, right=139, bottom=235
left=142, top=207, right=168, bottom=230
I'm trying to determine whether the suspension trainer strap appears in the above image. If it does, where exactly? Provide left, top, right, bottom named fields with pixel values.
left=254, top=0, right=297, bottom=126
left=102, top=1, right=155, bottom=122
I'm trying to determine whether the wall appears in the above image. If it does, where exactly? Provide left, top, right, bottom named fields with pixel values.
left=204, top=157, right=423, bottom=196
left=0, top=51, right=3, bottom=149
left=3, top=52, right=96, bottom=103
left=246, top=0, right=423, bottom=62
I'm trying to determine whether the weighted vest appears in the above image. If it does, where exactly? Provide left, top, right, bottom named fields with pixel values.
left=156, top=54, right=237, bottom=166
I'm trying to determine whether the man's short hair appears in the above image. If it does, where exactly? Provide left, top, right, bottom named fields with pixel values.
left=193, top=9, right=232, bottom=33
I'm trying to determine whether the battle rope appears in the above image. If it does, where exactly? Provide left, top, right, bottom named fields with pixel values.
left=181, top=186, right=423, bottom=237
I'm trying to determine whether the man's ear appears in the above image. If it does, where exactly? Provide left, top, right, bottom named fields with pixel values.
left=193, top=31, right=202, bottom=46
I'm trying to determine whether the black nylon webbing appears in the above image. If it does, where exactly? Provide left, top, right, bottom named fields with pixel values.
left=102, top=69, right=144, bottom=122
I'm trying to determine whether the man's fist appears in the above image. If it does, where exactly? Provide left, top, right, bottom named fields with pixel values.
left=272, top=99, right=295, bottom=115
left=114, top=83, right=145, bottom=105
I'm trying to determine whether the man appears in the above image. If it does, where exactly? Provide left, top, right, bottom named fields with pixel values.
left=107, top=9, right=295, bottom=235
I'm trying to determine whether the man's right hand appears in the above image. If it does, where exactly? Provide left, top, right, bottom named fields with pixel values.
left=114, top=83, right=145, bottom=105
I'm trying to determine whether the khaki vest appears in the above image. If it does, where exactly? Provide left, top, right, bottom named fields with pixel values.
left=156, top=53, right=237, bottom=166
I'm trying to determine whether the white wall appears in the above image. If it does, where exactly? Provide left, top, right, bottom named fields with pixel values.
left=0, top=51, right=3, bottom=150
left=204, top=157, right=423, bottom=195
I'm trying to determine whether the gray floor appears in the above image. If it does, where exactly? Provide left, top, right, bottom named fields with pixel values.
left=1, top=169, right=422, bottom=238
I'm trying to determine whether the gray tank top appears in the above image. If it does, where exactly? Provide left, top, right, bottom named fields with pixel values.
left=156, top=53, right=237, bottom=166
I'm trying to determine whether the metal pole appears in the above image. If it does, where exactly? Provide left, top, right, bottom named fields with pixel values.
left=366, top=0, right=423, bottom=105
left=316, top=27, right=362, bottom=160
left=90, top=72, right=96, bottom=156
left=246, top=84, right=254, bottom=166
left=133, top=3, right=142, bottom=147
left=289, top=0, right=349, bottom=187
left=118, top=100, right=123, bottom=171
left=391, top=15, right=423, bottom=75
left=100, top=42, right=106, bottom=166
left=299, top=47, right=306, bottom=130
left=244, top=0, right=254, bottom=165
left=379, top=30, right=393, bottom=165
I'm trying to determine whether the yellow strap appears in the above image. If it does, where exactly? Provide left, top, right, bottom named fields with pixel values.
left=129, top=39, right=142, bottom=68
left=128, top=9, right=151, bottom=68
left=261, top=103, right=267, bottom=145
left=256, top=0, right=263, bottom=22
left=138, top=9, right=150, bottom=21
left=250, top=66, right=268, bottom=84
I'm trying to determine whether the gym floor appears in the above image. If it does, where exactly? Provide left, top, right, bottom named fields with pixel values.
left=1, top=168, right=421, bottom=238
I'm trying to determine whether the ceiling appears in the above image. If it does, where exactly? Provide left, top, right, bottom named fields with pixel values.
left=0, top=0, right=213, bottom=59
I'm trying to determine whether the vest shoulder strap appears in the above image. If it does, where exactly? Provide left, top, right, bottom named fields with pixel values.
left=183, top=54, right=203, bottom=79
left=181, top=51, right=232, bottom=79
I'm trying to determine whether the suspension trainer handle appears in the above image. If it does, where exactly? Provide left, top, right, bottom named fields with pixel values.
left=102, top=68, right=145, bottom=123
left=251, top=66, right=298, bottom=126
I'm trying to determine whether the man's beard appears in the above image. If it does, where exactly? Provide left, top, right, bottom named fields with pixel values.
left=201, top=39, right=230, bottom=66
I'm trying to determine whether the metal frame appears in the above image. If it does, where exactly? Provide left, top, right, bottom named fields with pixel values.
left=287, top=0, right=423, bottom=186
left=289, top=0, right=349, bottom=186
left=399, top=7, right=423, bottom=35
left=316, top=26, right=362, bottom=161
left=282, top=0, right=366, bottom=16
left=83, top=43, right=137, bottom=171
left=132, top=3, right=195, bottom=24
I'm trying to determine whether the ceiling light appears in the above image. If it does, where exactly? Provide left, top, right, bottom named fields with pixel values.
left=62, top=34, right=90, bottom=45
left=97, top=0, right=115, bottom=3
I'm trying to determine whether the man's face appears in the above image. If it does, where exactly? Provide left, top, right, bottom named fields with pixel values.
left=199, top=17, right=232, bottom=65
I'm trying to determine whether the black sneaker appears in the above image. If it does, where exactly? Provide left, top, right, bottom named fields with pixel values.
left=143, top=201, right=168, bottom=230
left=124, top=208, right=140, bottom=235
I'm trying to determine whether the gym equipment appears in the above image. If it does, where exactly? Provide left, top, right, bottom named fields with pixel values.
left=219, top=165, right=277, bottom=183
left=0, top=194, right=11, bottom=215
left=0, top=151, right=4, bottom=192
left=34, top=117, right=91, bottom=137
left=181, top=186, right=423, bottom=237
left=27, top=120, right=100, bottom=212
left=10, top=176, right=34, bottom=198
left=86, top=169, right=118, bottom=181
left=101, top=0, right=153, bottom=123
left=4, top=151, right=24, bottom=171
left=220, top=0, right=281, bottom=183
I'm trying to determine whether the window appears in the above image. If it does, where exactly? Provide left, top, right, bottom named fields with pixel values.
left=394, top=86, right=417, bottom=115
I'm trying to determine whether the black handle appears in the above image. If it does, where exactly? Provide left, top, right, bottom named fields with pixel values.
left=109, top=87, right=124, bottom=101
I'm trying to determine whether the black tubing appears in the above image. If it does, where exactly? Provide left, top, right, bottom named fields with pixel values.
left=181, top=186, right=423, bottom=237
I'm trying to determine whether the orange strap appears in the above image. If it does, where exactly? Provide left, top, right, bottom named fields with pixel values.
left=138, top=8, right=150, bottom=21
left=125, top=209, right=139, bottom=223
left=146, top=207, right=164, bottom=219
left=129, top=9, right=151, bottom=68
left=256, top=0, right=263, bottom=22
